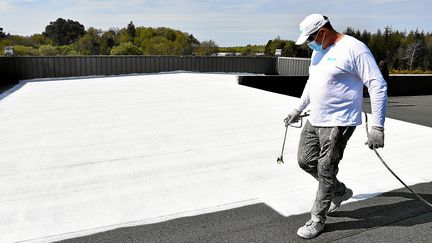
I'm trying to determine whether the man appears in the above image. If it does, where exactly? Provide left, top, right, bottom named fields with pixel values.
left=285, top=14, right=387, bottom=239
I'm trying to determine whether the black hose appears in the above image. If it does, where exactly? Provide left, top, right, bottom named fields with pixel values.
left=364, top=112, right=432, bottom=209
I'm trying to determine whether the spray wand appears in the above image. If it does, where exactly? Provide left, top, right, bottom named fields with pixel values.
left=277, top=111, right=310, bottom=164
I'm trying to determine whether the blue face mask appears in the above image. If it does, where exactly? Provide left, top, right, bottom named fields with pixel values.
left=307, top=41, right=323, bottom=52
left=307, top=32, right=326, bottom=52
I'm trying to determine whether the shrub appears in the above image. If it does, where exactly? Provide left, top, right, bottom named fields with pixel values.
left=110, top=42, right=143, bottom=55
left=12, top=45, right=38, bottom=56
left=390, top=69, right=432, bottom=74
left=38, top=45, right=58, bottom=56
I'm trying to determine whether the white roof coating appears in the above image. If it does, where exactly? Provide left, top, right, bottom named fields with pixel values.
left=1, top=73, right=431, bottom=242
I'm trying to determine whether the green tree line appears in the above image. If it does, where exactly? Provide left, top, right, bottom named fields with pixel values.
left=264, top=27, right=432, bottom=72
left=1, top=19, right=431, bottom=72
left=344, top=26, right=432, bottom=72
left=264, top=37, right=310, bottom=57
left=0, top=18, right=216, bottom=56
left=218, top=45, right=265, bottom=56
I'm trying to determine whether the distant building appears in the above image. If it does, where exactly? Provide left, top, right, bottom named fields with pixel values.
left=4, top=46, right=13, bottom=56
left=275, top=49, right=282, bottom=56
left=217, top=52, right=264, bottom=57
left=216, top=52, right=241, bottom=57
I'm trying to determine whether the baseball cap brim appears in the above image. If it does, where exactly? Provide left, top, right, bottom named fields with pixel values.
left=295, top=34, right=309, bottom=45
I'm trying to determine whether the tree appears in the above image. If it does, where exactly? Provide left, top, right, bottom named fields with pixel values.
left=187, top=34, right=200, bottom=55
left=127, top=21, right=136, bottom=41
left=281, top=41, right=296, bottom=57
left=264, top=40, right=273, bottom=55
left=345, top=27, right=362, bottom=40
left=155, top=27, right=176, bottom=41
left=264, top=37, right=285, bottom=56
left=110, top=42, right=143, bottom=55
left=404, top=40, right=423, bottom=70
left=344, top=27, right=356, bottom=36
left=424, top=35, right=432, bottom=70
left=77, top=27, right=102, bottom=55
left=133, top=27, right=199, bottom=55
left=0, top=27, right=6, bottom=39
left=360, top=30, right=371, bottom=44
left=264, top=37, right=309, bottom=57
left=150, top=36, right=174, bottom=55
left=196, top=40, right=218, bottom=56
left=29, top=34, right=53, bottom=47
left=100, top=29, right=119, bottom=55
left=43, top=18, right=85, bottom=45
left=171, top=32, right=199, bottom=55
left=56, top=44, right=79, bottom=56
left=368, top=29, right=386, bottom=61
left=12, top=45, right=38, bottom=56
left=383, top=26, right=393, bottom=60
left=240, top=45, right=254, bottom=56
left=172, top=33, right=192, bottom=55
left=2, top=35, right=34, bottom=47
left=38, top=45, right=58, bottom=56
left=384, top=26, right=392, bottom=46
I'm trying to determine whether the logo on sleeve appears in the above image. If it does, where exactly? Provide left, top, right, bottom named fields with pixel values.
left=327, top=57, right=337, bottom=62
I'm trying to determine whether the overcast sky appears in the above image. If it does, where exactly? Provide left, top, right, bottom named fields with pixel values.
left=1, top=0, right=431, bottom=46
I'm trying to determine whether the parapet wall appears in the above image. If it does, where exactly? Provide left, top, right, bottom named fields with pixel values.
left=0, top=56, right=277, bottom=83
left=1, top=56, right=431, bottom=96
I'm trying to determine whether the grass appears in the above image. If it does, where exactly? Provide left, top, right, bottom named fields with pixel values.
left=390, top=69, right=432, bottom=74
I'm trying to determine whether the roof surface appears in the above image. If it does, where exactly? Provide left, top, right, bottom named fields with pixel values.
left=1, top=73, right=431, bottom=242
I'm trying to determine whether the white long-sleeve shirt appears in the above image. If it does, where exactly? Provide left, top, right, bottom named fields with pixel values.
left=296, top=35, right=387, bottom=128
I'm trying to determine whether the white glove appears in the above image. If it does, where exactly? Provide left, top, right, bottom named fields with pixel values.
left=367, top=127, right=385, bottom=149
left=284, top=109, right=301, bottom=127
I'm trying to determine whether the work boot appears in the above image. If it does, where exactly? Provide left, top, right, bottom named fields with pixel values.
left=328, top=187, right=353, bottom=214
left=297, top=219, right=325, bottom=239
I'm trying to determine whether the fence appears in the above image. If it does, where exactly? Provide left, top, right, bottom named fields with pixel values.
left=387, top=74, right=432, bottom=96
left=0, top=56, right=277, bottom=83
left=1, top=56, right=431, bottom=96
left=277, top=57, right=310, bottom=76
left=275, top=58, right=432, bottom=96
left=239, top=73, right=432, bottom=97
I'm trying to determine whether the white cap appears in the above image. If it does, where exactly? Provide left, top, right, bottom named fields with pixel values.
left=295, top=14, right=329, bottom=45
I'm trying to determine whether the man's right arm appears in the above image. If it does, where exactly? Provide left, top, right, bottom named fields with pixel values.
left=285, top=81, right=311, bottom=126
left=296, top=80, right=311, bottom=112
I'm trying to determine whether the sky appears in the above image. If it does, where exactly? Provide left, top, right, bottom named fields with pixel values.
left=1, top=0, right=432, bottom=46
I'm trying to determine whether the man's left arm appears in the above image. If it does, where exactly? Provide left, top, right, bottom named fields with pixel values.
left=355, top=51, right=388, bottom=149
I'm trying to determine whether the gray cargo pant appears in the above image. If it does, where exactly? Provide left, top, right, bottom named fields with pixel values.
left=298, top=120, right=356, bottom=223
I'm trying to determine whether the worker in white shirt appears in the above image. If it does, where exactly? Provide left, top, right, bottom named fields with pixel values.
left=285, top=14, right=388, bottom=239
